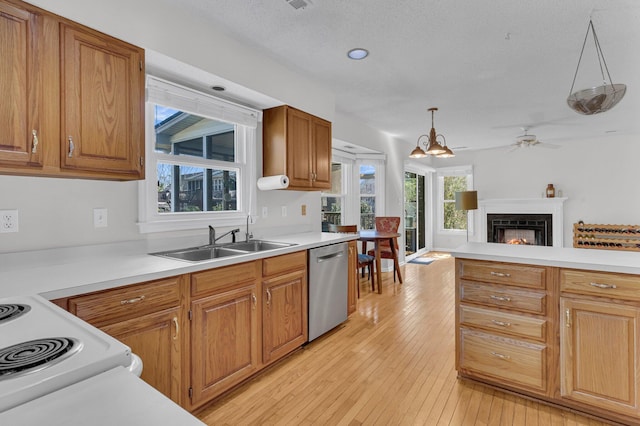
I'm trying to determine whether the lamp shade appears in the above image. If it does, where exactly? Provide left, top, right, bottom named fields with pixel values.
left=455, top=191, right=478, bottom=210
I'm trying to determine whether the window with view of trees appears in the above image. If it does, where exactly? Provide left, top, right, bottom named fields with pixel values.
left=360, top=164, right=376, bottom=230
left=437, top=166, right=473, bottom=233
left=139, top=76, right=258, bottom=233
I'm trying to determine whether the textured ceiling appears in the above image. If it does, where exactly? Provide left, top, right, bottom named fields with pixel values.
left=159, top=0, right=640, bottom=151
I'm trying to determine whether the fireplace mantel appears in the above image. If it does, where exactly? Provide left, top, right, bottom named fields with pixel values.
left=478, top=198, right=567, bottom=247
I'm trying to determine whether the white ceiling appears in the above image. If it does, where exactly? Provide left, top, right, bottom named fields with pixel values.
left=159, top=0, right=640, bottom=151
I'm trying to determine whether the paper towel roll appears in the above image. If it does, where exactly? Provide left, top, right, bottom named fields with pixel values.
left=257, top=175, right=289, bottom=190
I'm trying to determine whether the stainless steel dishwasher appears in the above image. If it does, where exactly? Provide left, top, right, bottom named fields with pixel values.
left=308, top=242, right=349, bottom=341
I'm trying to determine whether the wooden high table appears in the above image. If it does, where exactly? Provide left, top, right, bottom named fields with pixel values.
left=358, top=230, right=403, bottom=293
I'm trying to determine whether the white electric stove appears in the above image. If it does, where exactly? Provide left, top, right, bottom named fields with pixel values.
left=0, top=295, right=133, bottom=412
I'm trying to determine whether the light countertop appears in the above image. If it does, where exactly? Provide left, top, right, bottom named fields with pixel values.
left=0, top=232, right=356, bottom=299
left=452, top=242, right=640, bottom=274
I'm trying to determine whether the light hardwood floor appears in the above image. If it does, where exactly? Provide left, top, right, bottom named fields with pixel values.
left=197, top=255, right=608, bottom=425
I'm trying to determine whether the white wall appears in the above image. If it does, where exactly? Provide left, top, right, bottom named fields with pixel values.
left=431, top=133, right=640, bottom=250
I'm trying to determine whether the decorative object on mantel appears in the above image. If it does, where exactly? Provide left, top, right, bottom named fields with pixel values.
left=546, top=184, right=555, bottom=198
left=567, top=19, right=626, bottom=115
left=455, top=190, right=478, bottom=242
left=409, top=107, right=454, bottom=158
left=573, top=223, right=640, bottom=252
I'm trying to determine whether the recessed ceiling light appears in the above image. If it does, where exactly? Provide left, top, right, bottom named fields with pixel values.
left=347, top=48, right=369, bottom=60
left=211, top=85, right=226, bottom=92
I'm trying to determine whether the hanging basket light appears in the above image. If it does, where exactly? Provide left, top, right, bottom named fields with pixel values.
left=567, top=19, right=626, bottom=115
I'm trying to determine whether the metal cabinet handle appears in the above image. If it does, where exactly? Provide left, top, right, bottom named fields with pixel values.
left=590, top=282, right=617, bottom=289
left=490, top=295, right=511, bottom=302
left=266, top=289, right=272, bottom=305
left=490, top=271, right=511, bottom=278
left=252, top=293, right=257, bottom=309
left=68, top=136, right=74, bottom=158
left=172, top=316, right=179, bottom=340
left=491, top=319, right=511, bottom=327
left=565, top=309, right=571, bottom=328
left=32, top=130, right=39, bottom=154
left=120, top=295, right=145, bottom=305
left=490, top=352, right=511, bottom=360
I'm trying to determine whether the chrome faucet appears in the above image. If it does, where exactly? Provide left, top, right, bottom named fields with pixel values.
left=209, top=226, right=240, bottom=245
left=245, top=215, right=253, bottom=242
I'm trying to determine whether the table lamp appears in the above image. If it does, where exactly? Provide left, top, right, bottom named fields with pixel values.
left=455, top=191, right=478, bottom=242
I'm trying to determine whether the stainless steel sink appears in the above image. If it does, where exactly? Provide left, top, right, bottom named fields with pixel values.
left=152, top=246, right=246, bottom=262
left=151, top=240, right=296, bottom=262
left=225, top=240, right=296, bottom=252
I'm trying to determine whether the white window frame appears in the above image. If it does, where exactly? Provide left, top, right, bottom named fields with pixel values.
left=138, top=76, right=260, bottom=233
left=436, top=165, right=474, bottom=235
left=356, top=156, right=386, bottom=230
left=321, top=153, right=353, bottom=226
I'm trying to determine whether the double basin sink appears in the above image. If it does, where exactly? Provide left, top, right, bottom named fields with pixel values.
left=152, top=240, right=297, bottom=262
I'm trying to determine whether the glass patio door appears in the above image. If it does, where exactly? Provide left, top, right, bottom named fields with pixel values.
left=404, top=171, right=426, bottom=256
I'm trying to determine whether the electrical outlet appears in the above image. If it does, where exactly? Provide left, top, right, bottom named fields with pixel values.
left=262, top=206, right=268, bottom=218
left=93, top=208, right=108, bottom=228
left=0, top=210, right=18, bottom=233
left=301, top=204, right=307, bottom=216
left=281, top=206, right=287, bottom=217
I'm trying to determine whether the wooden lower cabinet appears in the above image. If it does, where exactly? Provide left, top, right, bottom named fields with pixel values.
left=67, top=276, right=186, bottom=405
left=101, top=307, right=182, bottom=403
left=347, top=240, right=357, bottom=315
left=190, top=283, right=259, bottom=408
left=262, top=268, right=307, bottom=364
left=560, top=297, right=640, bottom=417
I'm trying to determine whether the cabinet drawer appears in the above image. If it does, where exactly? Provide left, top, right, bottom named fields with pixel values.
left=459, top=305, right=546, bottom=342
left=459, top=328, right=546, bottom=392
left=69, top=276, right=181, bottom=327
left=191, top=261, right=259, bottom=298
left=262, top=251, right=307, bottom=277
left=459, top=260, right=545, bottom=289
left=561, top=269, right=640, bottom=302
left=460, top=282, right=546, bottom=314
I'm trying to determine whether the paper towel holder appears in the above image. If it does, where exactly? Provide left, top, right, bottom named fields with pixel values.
left=257, top=175, right=290, bottom=191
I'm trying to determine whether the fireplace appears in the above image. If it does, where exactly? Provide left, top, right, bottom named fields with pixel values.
left=487, top=213, right=552, bottom=246
left=478, top=198, right=566, bottom=248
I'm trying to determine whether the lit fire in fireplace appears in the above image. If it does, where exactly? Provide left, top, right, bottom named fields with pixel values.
left=507, top=238, right=530, bottom=245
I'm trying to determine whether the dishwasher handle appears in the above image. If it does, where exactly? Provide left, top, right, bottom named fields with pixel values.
left=316, top=252, right=344, bottom=263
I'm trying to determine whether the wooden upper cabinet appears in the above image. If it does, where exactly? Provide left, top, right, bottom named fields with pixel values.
left=263, top=105, right=331, bottom=190
left=0, top=0, right=145, bottom=180
left=0, top=1, right=42, bottom=168
left=60, top=23, right=144, bottom=179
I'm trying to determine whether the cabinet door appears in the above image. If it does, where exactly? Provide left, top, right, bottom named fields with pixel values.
left=263, top=269, right=307, bottom=364
left=347, top=241, right=357, bottom=315
left=191, top=284, right=259, bottom=408
left=0, top=2, right=42, bottom=168
left=311, top=117, right=331, bottom=189
left=100, top=307, right=183, bottom=404
left=561, top=297, right=640, bottom=416
left=286, top=108, right=312, bottom=188
left=60, top=23, right=144, bottom=178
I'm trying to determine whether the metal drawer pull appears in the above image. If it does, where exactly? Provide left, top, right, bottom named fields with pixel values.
left=68, top=136, right=74, bottom=157
left=490, top=271, right=511, bottom=278
left=266, top=289, right=272, bottom=305
left=490, top=295, right=512, bottom=302
left=566, top=309, right=571, bottom=327
left=590, top=282, right=617, bottom=289
left=491, top=352, right=511, bottom=360
left=252, top=293, right=257, bottom=309
left=172, top=316, right=179, bottom=340
left=491, top=320, right=511, bottom=327
left=32, top=130, right=39, bottom=153
left=120, top=295, right=145, bottom=305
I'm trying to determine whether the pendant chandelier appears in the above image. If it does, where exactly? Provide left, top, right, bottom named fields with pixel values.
left=567, top=19, right=626, bottom=115
left=409, top=107, right=454, bottom=158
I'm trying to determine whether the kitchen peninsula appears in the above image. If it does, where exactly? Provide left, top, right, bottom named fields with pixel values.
left=453, top=242, right=640, bottom=425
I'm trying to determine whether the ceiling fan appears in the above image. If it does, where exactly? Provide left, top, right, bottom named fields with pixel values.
left=508, top=128, right=560, bottom=152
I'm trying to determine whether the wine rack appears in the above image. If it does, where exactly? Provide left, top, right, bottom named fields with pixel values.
left=573, top=223, right=640, bottom=252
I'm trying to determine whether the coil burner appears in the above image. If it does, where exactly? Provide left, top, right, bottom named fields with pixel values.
left=0, top=337, right=81, bottom=380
